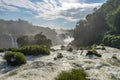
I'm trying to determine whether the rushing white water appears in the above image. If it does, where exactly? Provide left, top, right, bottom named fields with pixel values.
left=3, top=25, right=18, bottom=48
left=0, top=47, right=120, bottom=80
left=63, top=36, right=74, bottom=45
left=53, top=30, right=74, bottom=49
left=9, top=34, right=18, bottom=48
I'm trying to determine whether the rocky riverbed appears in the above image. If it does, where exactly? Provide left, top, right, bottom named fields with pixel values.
left=0, top=47, right=120, bottom=80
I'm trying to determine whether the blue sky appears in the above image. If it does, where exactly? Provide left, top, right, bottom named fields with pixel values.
left=0, top=0, right=106, bottom=29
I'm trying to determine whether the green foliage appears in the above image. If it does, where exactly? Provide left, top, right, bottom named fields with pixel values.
left=19, top=45, right=50, bottom=56
left=67, top=47, right=73, bottom=52
left=17, top=36, right=32, bottom=47
left=54, top=69, right=86, bottom=80
left=0, top=48, right=4, bottom=52
left=73, top=0, right=120, bottom=48
left=17, top=32, right=52, bottom=48
left=102, top=35, right=120, bottom=48
left=106, top=6, right=120, bottom=34
left=7, top=48, right=19, bottom=52
left=34, top=32, right=52, bottom=48
left=4, top=52, right=26, bottom=66
left=86, top=48, right=101, bottom=57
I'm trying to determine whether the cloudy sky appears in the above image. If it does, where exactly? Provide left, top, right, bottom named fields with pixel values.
left=0, top=0, right=106, bottom=29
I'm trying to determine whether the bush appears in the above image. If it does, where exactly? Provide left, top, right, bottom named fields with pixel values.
left=67, top=47, right=73, bottom=52
left=19, top=45, right=50, bottom=56
left=102, top=35, right=120, bottom=49
left=86, top=48, right=101, bottom=57
left=4, top=52, right=26, bottom=66
left=7, top=48, right=19, bottom=52
left=54, top=69, right=86, bottom=80
left=0, top=48, right=4, bottom=52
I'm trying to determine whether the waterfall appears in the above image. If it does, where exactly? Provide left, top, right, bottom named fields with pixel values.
left=52, top=32, right=74, bottom=49
left=3, top=25, right=18, bottom=48
left=63, top=34, right=74, bottom=45
left=9, top=34, right=18, bottom=48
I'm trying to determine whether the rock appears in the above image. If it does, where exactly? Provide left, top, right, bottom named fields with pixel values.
left=57, top=53, right=63, bottom=58
left=46, top=62, right=55, bottom=66
left=54, top=57, right=57, bottom=60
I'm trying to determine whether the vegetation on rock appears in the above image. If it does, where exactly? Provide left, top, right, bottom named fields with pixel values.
left=86, top=48, right=102, bottom=57
left=54, top=69, right=86, bottom=80
left=19, top=45, right=50, bottom=56
left=102, top=35, right=120, bottom=49
left=4, top=52, right=26, bottom=66
left=0, top=48, right=4, bottom=52
left=7, top=48, right=19, bottom=52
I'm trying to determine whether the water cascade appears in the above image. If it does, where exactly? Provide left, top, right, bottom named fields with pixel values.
left=8, top=34, right=18, bottom=48
left=52, top=31, right=74, bottom=49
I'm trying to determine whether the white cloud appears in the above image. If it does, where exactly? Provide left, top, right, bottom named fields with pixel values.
left=0, top=0, right=36, bottom=11
left=35, top=1, right=102, bottom=22
left=0, top=4, right=18, bottom=12
left=0, top=0, right=103, bottom=22
left=59, top=0, right=83, bottom=3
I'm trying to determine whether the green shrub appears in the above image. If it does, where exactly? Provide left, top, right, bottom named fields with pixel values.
left=0, top=48, right=4, bottom=52
left=7, top=48, right=19, bottom=52
left=102, top=35, right=120, bottom=49
left=4, top=52, right=26, bottom=66
left=54, top=69, right=86, bottom=80
left=86, top=48, right=101, bottom=57
left=67, top=47, right=73, bottom=52
left=19, top=45, right=50, bottom=56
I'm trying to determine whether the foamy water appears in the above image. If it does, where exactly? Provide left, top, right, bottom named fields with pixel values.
left=0, top=47, right=120, bottom=80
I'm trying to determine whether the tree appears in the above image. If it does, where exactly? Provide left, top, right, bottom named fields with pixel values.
left=106, top=6, right=120, bottom=34
left=17, top=32, right=52, bottom=48
left=34, top=32, right=52, bottom=48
